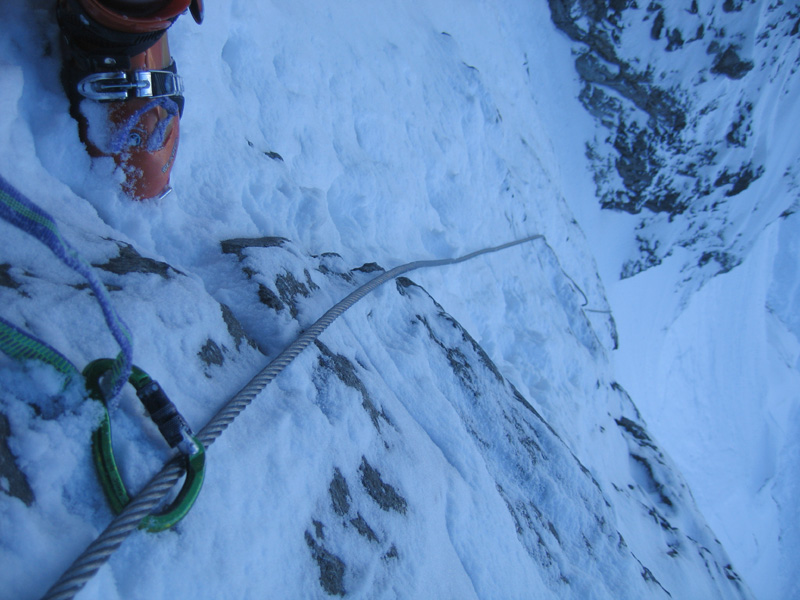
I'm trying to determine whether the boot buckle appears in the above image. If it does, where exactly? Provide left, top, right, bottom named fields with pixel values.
left=78, top=70, right=184, bottom=102
left=78, top=71, right=147, bottom=101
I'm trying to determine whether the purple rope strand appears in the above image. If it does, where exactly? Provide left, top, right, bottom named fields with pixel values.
left=0, top=174, right=133, bottom=399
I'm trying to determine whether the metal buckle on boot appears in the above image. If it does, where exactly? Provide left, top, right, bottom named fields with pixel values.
left=78, top=71, right=147, bottom=101
left=78, top=70, right=184, bottom=102
left=132, top=70, right=185, bottom=99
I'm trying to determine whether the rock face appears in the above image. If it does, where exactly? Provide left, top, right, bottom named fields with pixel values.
left=0, top=225, right=752, bottom=598
left=0, top=412, right=34, bottom=507
left=548, top=0, right=800, bottom=283
left=211, top=237, right=752, bottom=598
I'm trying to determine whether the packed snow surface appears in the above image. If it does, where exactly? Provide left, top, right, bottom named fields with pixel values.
left=0, top=1, right=797, bottom=599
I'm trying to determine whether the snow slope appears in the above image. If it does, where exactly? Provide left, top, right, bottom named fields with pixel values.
left=541, top=2, right=800, bottom=598
left=0, top=0, right=791, bottom=598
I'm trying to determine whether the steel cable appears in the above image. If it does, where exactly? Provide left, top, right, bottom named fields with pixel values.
left=41, top=234, right=544, bottom=600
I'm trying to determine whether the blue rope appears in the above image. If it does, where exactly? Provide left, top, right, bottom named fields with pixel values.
left=0, top=174, right=132, bottom=400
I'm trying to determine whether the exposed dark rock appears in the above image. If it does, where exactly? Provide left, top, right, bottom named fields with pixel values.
left=612, top=123, right=660, bottom=208
left=94, top=242, right=177, bottom=279
left=251, top=266, right=318, bottom=319
left=248, top=140, right=284, bottom=161
left=648, top=505, right=677, bottom=531
left=396, top=277, right=504, bottom=385
left=641, top=564, right=669, bottom=594
left=315, top=341, right=388, bottom=431
left=722, top=0, right=745, bottom=12
left=354, top=262, right=384, bottom=274
left=725, top=564, right=743, bottom=583
left=631, top=454, right=673, bottom=508
left=726, top=102, right=753, bottom=147
left=499, top=492, right=525, bottom=536
left=621, top=235, right=663, bottom=278
left=714, top=162, right=764, bottom=197
left=547, top=520, right=562, bottom=546
left=329, top=468, right=351, bottom=517
left=574, top=52, right=619, bottom=86
left=220, top=236, right=288, bottom=261
left=359, top=457, right=407, bottom=515
left=575, top=55, right=686, bottom=133
left=698, top=250, right=742, bottom=275
left=72, top=281, right=122, bottom=293
left=665, top=28, right=684, bottom=52
left=511, top=388, right=547, bottom=423
left=711, top=47, right=754, bottom=80
left=0, top=412, right=35, bottom=507
left=693, top=23, right=705, bottom=41
left=0, top=263, right=21, bottom=290
left=313, top=519, right=326, bottom=540
left=198, top=339, right=224, bottom=368
left=412, top=304, right=496, bottom=398
left=615, top=417, right=657, bottom=450
left=315, top=253, right=356, bottom=284
left=416, top=311, right=479, bottom=396
left=350, top=513, right=379, bottom=543
left=579, top=84, right=623, bottom=128
left=304, top=530, right=346, bottom=596
left=726, top=165, right=764, bottom=197
left=519, top=432, right=544, bottom=465
left=274, top=269, right=319, bottom=319
left=558, top=14, right=687, bottom=133
left=547, top=0, right=786, bottom=287
left=257, top=283, right=283, bottom=311
left=609, top=0, right=632, bottom=15
left=219, top=303, right=258, bottom=351
left=651, top=10, right=665, bottom=40
left=550, top=1, right=696, bottom=222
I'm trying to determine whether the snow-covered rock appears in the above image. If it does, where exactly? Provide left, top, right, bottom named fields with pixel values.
left=2, top=0, right=794, bottom=598
left=550, top=0, right=800, bottom=287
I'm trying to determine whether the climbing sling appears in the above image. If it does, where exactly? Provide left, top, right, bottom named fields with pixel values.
left=0, top=174, right=205, bottom=533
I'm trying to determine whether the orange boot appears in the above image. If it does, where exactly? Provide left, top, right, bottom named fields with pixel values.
left=57, top=0, right=203, bottom=200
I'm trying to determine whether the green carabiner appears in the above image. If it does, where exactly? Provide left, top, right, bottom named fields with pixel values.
left=83, top=359, right=205, bottom=532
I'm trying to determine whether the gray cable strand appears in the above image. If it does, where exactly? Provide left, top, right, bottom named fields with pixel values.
left=40, top=234, right=543, bottom=600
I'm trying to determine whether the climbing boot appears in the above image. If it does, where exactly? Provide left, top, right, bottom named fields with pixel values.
left=56, top=0, right=203, bottom=200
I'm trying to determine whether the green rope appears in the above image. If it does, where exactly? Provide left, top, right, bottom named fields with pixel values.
left=0, top=317, right=79, bottom=380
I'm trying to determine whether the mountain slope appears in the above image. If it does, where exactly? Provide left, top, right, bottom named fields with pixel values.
left=549, top=0, right=800, bottom=287
left=546, top=3, right=800, bottom=597
left=0, top=0, right=769, bottom=598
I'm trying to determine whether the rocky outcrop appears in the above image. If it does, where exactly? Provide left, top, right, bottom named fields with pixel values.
left=0, top=227, right=752, bottom=597
left=549, top=0, right=690, bottom=216
left=710, top=46, right=754, bottom=80
left=549, top=0, right=799, bottom=283
left=214, top=237, right=751, bottom=598
left=0, top=412, right=34, bottom=507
